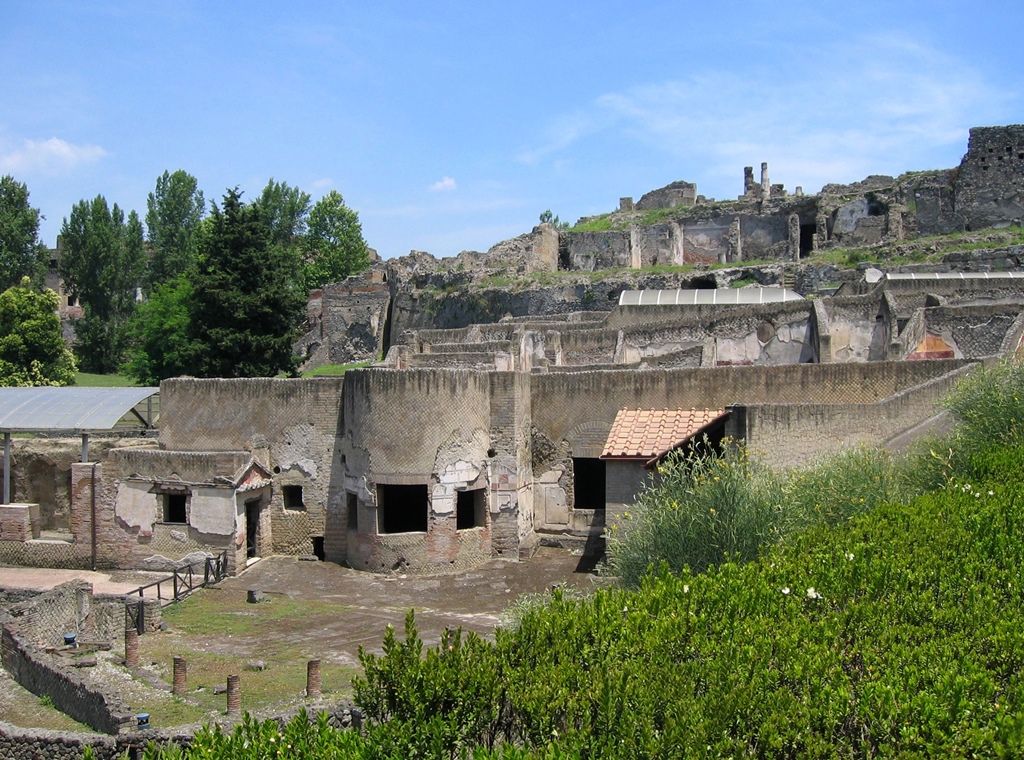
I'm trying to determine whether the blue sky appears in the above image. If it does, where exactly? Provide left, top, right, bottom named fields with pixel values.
left=1, top=1, right=1021, bottom=259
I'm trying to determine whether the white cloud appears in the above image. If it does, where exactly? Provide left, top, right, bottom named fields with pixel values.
left=311, top=177, right=334, bottom=190
left=520, top=34, right=1015, bottom=194
left=429, top=176, right=457, bottom=192
left=0, top=137, right=107, bottom=175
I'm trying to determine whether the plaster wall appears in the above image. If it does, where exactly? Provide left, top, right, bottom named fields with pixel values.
left=159, top=378, right=344, bottom=558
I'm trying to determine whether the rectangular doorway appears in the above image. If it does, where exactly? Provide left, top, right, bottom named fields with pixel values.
left=573, top=457, right=607, bottom=511
left=245, top=499, right=261, bottom=559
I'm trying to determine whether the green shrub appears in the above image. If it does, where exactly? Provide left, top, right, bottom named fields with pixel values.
left=787, top=445, right=918, bottom=526
left=605, top=441, right=794, bottom=587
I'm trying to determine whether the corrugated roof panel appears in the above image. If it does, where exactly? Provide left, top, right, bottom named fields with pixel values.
left=618, top=287, right=804, bottom=306
left=0, top=387, right=159, bottom=431
left=886, top=271, right=1024, bottom=281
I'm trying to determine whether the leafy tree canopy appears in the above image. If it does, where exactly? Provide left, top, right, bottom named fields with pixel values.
left=122, top=274, right=194, bottom=386
left=302, top=190, right=370, bottom=290
left=257, top=178, right=311, bottom=248
left=0, top=175, right=48, bottom=290
left=189, top=188, right=305, bottom=377
left=0, top=278, right=76, bottom=386
left=59, top=195, right=146, bottom=373
left=145, top=169, right=205, bottom=290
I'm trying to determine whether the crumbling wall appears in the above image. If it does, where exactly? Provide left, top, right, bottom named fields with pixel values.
left=298, top=272, right=391, bottom=368
left=338, top=368, right=534, bottom=572
left=160, top=378, right=345, bottom=559
left=955, top=124, right=1024, bottom=231
left=0, top=582, right=135, bottom=735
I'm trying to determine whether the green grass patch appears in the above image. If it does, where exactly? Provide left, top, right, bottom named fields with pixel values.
left=301, top=361, right=373, bottom=377
left=75, top=371, right=137, bottom=387
left=136, top=590, right=360, bottom=715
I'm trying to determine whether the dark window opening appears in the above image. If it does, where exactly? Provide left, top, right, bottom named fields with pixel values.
left=347, top=492, right=358, bottom=531
left=377, top=484, right=428, bottom=534
left=164, top=494, right=187, bottom=524
left=866, top=193, right=886, bottom=217
left=799, top=223, right=816, bottom=257
left=456, top=489, right=486, bottom=530
left=283, top=485, right=305, bottom=510
left=312, top=536, right=325, bottom=561
left=573, top=458, right=606, bottom=511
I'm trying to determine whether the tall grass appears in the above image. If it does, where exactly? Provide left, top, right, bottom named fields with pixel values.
left=606, top=441, right=794, bottom=585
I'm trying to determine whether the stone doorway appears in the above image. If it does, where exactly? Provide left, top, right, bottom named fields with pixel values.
left=245, top=499, right=261, bottom=559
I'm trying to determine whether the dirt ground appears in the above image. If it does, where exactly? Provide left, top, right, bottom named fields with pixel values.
left=209, top=547, right=603, bottom=656
left=1, top=547, right=606, bottom=729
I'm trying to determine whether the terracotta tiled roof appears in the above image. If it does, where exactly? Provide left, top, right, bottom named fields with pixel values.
left=600, top=408, right=729, bottom=461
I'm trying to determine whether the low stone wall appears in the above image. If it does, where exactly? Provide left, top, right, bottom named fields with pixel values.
left=0, top=582, right=135, bottom=735
left=0, top=721, right=198, bottom=760
left=0, top=722, right=120, bottom=760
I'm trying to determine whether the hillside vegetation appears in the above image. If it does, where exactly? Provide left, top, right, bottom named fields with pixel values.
left=134, top=362, right=1024, bottom=758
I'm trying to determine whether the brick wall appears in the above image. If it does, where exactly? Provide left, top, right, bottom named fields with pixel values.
left=159, top=378, right=344, bottom=558
left=732, top=363, right=976, bottom=468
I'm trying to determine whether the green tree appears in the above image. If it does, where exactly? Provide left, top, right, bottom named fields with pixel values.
left=538, top=209, right=570, bottom=230
left=59, top=196, right=146, bottom=373
left=145, top=169, right=205, bottom=290
left=0, top=175, right=48, bottom=290
left=257, top=178, right=311, bottom=247
left=122, top=275, right=194, bottom=385
left=189, top=188, right=305, bottom=377
left=302, top=190, right=370, bottom=289
left=0, top=278, right=76, bottom=386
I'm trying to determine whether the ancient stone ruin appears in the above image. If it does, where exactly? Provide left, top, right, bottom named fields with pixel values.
left=2, top=124, right=1024, bottom=579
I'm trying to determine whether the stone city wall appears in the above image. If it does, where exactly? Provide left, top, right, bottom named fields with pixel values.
left=529, top=360, right=967, bottom=451
left=732, top=363, right=977, bottom=468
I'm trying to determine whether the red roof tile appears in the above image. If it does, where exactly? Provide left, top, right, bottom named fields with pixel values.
left=600, top=408, right=729, bottom=460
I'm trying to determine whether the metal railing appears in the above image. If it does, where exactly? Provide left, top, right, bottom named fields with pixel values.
left=125, top=550, right=229, bottom=634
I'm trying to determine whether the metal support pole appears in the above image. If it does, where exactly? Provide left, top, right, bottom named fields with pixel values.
left=3, top=432, right=10, bottom=505
left=81, top=432, right=90, bottom=463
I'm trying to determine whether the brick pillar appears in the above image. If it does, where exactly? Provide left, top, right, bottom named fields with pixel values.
left=124, top=628, right=139, bottom=668
left=226, top=674, right=241, bottom=714
left=306, top=658, right=322, bottom=699
left=172, top=656, right=187, bottom=696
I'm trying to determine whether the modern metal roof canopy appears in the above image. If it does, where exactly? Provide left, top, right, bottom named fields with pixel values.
left=1, top=387, right=159, bottom=504
left=618, top=287, right=804, bottom=306
left=0, top=387, right=159, bottom=432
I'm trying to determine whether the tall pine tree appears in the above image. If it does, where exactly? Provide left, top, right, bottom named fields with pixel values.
left=189, top=188, right=304, bottom=377
left=59, top=196, right=146, bottom=373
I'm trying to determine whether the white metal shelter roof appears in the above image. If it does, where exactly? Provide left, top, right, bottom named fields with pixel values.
left=885, top=271, right=1024, bottom=281
left=0, top=387, right=159, bottom=433
left=618, top=287, right=804, bottom=306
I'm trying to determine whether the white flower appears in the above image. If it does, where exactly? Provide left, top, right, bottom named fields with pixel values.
left=845, top=552, right=855, bottom=561
left=806, top=587, right=822, bottom=600
left=683, top=585, right=690, bottom=594
left=781, top=587, right=791, bottom=595
left=989, top=490, right=995, bottom=496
